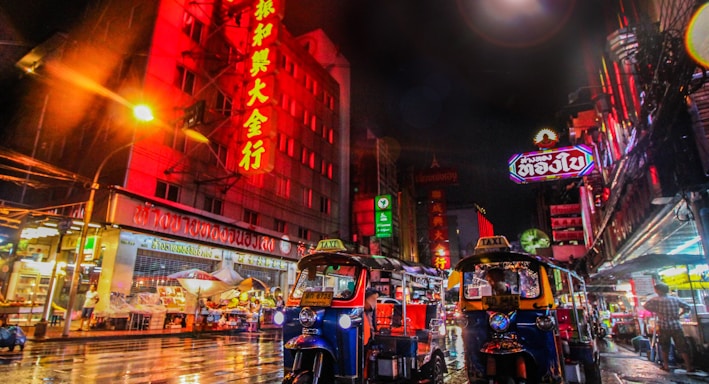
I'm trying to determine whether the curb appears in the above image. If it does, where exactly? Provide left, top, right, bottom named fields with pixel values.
left=28, top=327, right=282, bottom=343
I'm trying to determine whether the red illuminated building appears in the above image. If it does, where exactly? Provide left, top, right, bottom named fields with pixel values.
left=0, top=0, right=350, bottom=320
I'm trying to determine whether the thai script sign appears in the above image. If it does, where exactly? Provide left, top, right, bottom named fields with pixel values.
left=375, top=194, right=393, bottom=238
left=414, top=167, right=459, bottom=186
left=110, top=194, right=288, bottom=256
left=508, top=145, right=595, bottom=184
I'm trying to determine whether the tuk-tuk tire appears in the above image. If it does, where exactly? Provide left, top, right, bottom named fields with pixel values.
left=283, top=370, right=312, bottom=384
left=430, top=354, right=446, bottom=384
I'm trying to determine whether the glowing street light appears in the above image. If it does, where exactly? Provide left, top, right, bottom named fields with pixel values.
left=133, top=104, right=155, bottom=122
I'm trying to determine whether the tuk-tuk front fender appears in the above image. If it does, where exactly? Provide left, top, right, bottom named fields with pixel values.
left=284, top=334, right=336, bottom=360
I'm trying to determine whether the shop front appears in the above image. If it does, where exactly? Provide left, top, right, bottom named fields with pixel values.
left=83, top=189, right=300, bottom=332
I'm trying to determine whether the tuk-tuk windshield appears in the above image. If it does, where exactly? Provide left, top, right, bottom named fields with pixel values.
left=462, top=261, right=541, bottom=300
left=291, top=264, right=360, bottom=300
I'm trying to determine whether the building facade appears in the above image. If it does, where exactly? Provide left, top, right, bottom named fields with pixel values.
left=0, top=0, right=350, bottom=319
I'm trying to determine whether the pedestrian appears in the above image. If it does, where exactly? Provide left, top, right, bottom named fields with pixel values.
left=643, top=283, right=698, bottom=374
left=78, top=284, right=99, bottom=331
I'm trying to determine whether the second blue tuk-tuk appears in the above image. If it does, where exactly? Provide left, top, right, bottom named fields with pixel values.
left=454, top=236, right=600, bottom=384
left=278, top=239, right=448, bottom=383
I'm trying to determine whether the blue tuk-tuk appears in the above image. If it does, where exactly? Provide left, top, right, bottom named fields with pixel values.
left=454, top=236, right=600, bottom=384
left=278, top=239, right=448, bottom=384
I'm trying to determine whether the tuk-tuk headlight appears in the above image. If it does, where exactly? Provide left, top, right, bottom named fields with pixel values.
left=273, top=311, right=285, bottom=326
left=489, top=312, right=510, bottom=333
left=338, top=314, right=352, bottom=329
left=299, top=307, right=317, bottom=327
left=536, top=315, right=555, bottom=331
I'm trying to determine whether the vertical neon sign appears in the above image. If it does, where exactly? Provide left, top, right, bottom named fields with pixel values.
left=238, top=0, right=281, bottom=175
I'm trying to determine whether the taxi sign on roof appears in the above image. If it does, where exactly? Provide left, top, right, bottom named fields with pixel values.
left=474, top=236, right=511, bottom=254
left=315, top=238, right=347, bottom=252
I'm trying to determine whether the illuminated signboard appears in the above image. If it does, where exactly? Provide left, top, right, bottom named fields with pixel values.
left=508, top=145, right=595, bottom=184
left=237, top=0, right=282, bottom=175
left=375, top=194, right=393, bottom=238
left=428, top=189, right=450, bottom=270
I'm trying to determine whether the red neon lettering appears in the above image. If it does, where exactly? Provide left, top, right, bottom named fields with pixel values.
left=220, top=228, right=229, bottom=242
left=210, top=226, right=220, bottom=241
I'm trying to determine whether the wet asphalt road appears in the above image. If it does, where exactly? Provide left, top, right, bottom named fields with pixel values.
left=3, top=325, right=707, bottom=383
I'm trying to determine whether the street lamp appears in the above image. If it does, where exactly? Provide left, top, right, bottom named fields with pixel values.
left=61, top=104, right=207, bottom=336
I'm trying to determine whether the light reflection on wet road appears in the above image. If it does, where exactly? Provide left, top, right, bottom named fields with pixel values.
left=0, top=332, right=283, bottom=384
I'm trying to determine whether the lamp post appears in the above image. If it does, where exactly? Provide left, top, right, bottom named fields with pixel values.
left=60, top=104, right=208, bottom=336
left=61, top=140, right=136, bottom=337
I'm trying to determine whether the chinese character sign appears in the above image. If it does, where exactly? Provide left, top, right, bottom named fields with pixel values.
left=508, top=145, right=595, bottom=184
left=237, top=0, right=282, bottom=175
left=428, top=189, right=450, bottom=269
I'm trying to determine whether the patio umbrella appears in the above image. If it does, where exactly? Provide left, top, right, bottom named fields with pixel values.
left=237, top=277, right=269, bottom=292
left=210, top=266, right=244, bottom=286
left=167, top=268, right=233, bottom=299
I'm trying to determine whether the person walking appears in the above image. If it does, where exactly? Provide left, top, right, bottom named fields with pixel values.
left=78, top=284, right=99, bottom=331
left=643, top=282, right=698, bottom=374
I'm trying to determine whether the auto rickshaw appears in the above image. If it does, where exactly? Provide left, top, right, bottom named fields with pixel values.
left=278, top=239, right=448, bottom=384
left=454, top=236, right=600, bottom=384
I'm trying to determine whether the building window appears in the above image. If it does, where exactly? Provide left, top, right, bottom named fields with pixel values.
left=303, top=188, right=312, bottom=208
left=163, top=127, right=187, bottom=152
left=204, top=196, right=223, bottom=215
left=247, top=173, right=264, bottom=187
left=156, top=181, right=180, bottom=202
left=320, top=196, right=331, bottom=214
left=327, top=163, right=333, bottom=179
left=276, top=177, right=291, bottom=198
left=244, top=209, right=259, bottom=226
left=298, top=226, right=311, bottom=240
left=321, top=159, right=327, bottom=175
left=281, top=93, right=289, bottom=110
left=309, top=152, right=316, bottom=169
left=182, top=12, right=203, bottom=44
left=275, top=219, right=287, bottom=233
left=303, top=109, right=310, bottom=126
left=210, top=142, right=228, bottom=166
left=328, top=128, right=334, bottom=144
left=176, top=65, right=196, bottom=94
left=215, top=92, right=232, bottom=116
left=310, top=115, right=318, bottom=133
left=301, top=147, right=308, bottom=164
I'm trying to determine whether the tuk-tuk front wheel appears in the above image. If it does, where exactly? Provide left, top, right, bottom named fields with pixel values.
left=283, top=370, right=312, bottom=384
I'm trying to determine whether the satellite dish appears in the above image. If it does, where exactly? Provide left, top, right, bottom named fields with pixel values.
left=519, top=228, right=551, bottom=254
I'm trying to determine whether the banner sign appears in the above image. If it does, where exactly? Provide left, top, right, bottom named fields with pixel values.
left=508, top=145, right=595, bottom=184
left=374, top=194, right=393, bottom=238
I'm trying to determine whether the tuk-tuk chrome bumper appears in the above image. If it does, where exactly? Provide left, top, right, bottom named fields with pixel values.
left=481, top=334, right=525, bottom=354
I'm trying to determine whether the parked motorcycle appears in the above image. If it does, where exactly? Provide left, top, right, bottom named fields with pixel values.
left=0, top=325, right=27, bottom=352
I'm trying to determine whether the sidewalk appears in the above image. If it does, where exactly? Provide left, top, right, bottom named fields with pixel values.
left=600, top=339, right=709, bottom=383
left=26, top=324, right=280, bottom=343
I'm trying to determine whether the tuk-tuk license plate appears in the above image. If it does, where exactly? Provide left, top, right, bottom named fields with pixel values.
left=300, top=291, right=334, bottom=307
left=483, top=294, right=520, bottom=310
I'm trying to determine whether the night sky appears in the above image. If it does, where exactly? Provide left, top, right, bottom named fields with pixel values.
left=0, top=0, right=608, bottom=240
left=283, top=0, right=607, bottom=239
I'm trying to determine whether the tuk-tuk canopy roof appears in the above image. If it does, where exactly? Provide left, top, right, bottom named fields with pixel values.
left=456, top=250, right=558, bottom=271
left=297, top=251, right=443, bottom=278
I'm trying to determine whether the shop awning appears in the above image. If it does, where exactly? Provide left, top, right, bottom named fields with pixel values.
left=592, top=253, right=707, bottom=280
